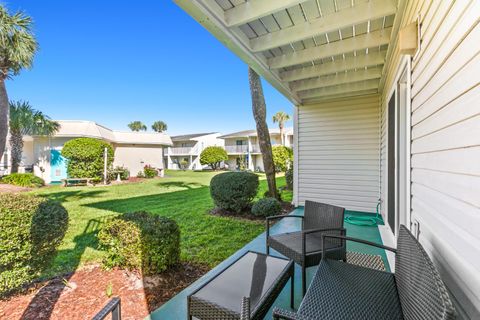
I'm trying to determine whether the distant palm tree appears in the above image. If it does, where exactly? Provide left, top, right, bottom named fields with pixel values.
left=128, top=121, right=147, bottom=132
left=151, top=121, right=167, bottom=133
left=9, top=101, right=59, bottom=173
left=272, top=111, right=290, bottom=146
left=248, top=67, right=277, bottom=199
left=0, top=5, right=39, bottom=161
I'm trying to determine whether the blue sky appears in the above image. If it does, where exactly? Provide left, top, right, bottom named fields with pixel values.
left=3, top=0, right=293, bottom=135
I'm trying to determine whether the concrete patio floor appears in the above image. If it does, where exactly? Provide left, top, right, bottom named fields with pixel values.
left=148, top=207, right=388, bottom=319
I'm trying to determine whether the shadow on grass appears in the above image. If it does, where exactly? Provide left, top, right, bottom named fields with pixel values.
left=155, top=181, right=206, bottom=190
left=38, top=189, right=108, bottom=202
left=20, top=217, right=112, bottom=319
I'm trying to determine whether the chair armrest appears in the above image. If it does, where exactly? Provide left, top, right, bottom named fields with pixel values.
left=301, top=228, right=346, bottom=254
left=266, top=215, right=304, bottom=237
left=272, top=307, right=315, bottom=320
left=321, top=234, right=397, bottom=259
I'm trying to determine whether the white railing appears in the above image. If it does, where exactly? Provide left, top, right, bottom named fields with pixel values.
left=224, top=145, right=249, bottom=153
left=166, top=147, right=193, bottom=155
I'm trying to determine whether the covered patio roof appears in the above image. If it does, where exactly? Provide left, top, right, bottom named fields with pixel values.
left=174, top=0, right=405, bottom=105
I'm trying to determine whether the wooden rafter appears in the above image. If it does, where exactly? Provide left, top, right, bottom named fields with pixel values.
left=298, top=79, right=379, bottom=100
left=250, top=0, right=396, bottom=52
left=268, top=27, right=392, bottom=69
left=224, top=0, right=310, bottom=27
left=280, top=51, right=386, bottom=82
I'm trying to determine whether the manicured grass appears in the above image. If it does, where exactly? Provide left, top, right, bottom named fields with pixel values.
left=30, top=170, right=289, bottom=278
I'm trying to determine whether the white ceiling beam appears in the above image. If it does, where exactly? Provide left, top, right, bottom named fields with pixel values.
left=298, top=79, right=379, bottom=100
left=292, top=67, right=383, bottom=92
left=302, top=90, right=379, bottom=105
left=224, top=0, right=310, bottom=27
left=268, top=27, right=392, bottom=69
left=280, top=51, right=386, bottom=82
left=250, top=0, right=397, bottom=52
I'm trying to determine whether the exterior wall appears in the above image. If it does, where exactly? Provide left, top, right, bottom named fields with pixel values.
left=114, top=144, right=164, bottom=176
left=296, top=95, right=381, bottom=213
left=380, top=1, right=480, bottom=317
left=166, top=134, right=224, bottom=170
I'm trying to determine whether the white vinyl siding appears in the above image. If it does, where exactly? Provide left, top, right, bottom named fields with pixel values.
left=297, top=95, right=380, bottom=213
left=380, top=0, right=480, bottom=317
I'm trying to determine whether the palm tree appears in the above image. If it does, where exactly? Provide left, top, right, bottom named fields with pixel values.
left=273, top=111, right=290, bottom=146
left=128, top=121, right=147, bottom=132
left=151, top=120, right=167, bottom=133
left=248, top=67, right=278, bottom=199
left=0, top=5, right=39, bottom=161
left=9, top=101, right=59, bottom=173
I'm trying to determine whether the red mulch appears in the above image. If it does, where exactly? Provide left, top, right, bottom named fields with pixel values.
left=0, top=262, right=209, bottom=320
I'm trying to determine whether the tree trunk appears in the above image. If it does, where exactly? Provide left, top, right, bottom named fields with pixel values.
left=0, top=78, right=9, bottom=162
left=10, top=130, right=23, bottom=173
left=248, top=67, right=278, bottom=199
left=279, top=124, right=284, bottom=146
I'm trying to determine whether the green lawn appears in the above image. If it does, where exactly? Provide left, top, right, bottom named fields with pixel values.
left=30, top=170, right=290, bottom=278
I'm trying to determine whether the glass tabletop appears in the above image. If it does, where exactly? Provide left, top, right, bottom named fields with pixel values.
left=192, top=252, right=291, bottom=314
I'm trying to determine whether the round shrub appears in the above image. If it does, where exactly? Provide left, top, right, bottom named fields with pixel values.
left=210, top=171, right=259, bottom=213
left=143, top=165, right=158, bottom=178
left=61, top=138, right=114, bottom=179
left=1, top=173, right=44, bottom=187
left=0, top=194, right=68, bottom=295
left=272, top=146, right=293, bottom=172
left=200, top=146, right=228, bottom=170
left=285, top=166, right=293, bottom=190
left=98, top=211, right=180, bottom=275
left=252, top=197, right=282, bottom=217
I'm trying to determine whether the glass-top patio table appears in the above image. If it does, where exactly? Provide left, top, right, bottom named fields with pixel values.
left=187, top=251, right=294, bottom=320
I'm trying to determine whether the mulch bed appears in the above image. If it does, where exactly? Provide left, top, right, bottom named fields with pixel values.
left=211, top=201, right=295, bottom=221
left=0, top=262, right=209, bottom=320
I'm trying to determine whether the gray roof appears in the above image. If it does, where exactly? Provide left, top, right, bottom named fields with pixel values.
left=171, top=132, right=217, bottom=141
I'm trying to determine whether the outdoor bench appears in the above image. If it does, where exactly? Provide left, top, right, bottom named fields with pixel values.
left=273, top=225, right=456, bottom=320
left=62, top=178, right=94, bottom=187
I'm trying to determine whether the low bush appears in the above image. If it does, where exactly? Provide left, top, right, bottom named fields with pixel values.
left=272, top=146, right=293, bottom=172
left=210, top=171, right=259, bottom=213
left=143, top=165, right=158, bottom=178
left=252, top=197, right=282, bottom=217
left=0, top=194, right=68, bottom=295
left=285, top=166, right=293, bottom=190
left=1, top=173, right=44, bottom=187
left=62, top=138, right=114, bottom=180
left=98, top=211, right=180, bottom=275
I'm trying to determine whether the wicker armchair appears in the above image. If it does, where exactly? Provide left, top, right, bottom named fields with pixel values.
left=273, top=225, right=456, bottom=320
left=266, top=201, right=346, bottom=296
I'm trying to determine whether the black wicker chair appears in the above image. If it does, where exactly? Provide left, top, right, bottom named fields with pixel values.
left=266, top=201, right=346, bottom=296
left=272, top=225, right=456, bottom=320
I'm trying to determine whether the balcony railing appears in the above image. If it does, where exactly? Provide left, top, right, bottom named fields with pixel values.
left=166, top=147, right=194, bottom=155
left=224, top=145, right=249, bottom=153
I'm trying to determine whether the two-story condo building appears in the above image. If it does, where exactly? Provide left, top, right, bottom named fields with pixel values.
left=219, top=128, right=293, bottom=171
left=164, top=132, right=224, bottom=170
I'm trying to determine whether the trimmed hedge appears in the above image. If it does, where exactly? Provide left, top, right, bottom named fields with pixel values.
left=200, top=146, right=228, bottom=170
left=1, top=173, right=44, bottom=187
left=62, top=138, right=114, bottom=180
left=285, top=166, right=293, bottom=190
left=210, top=171, right=259, bottom=213
left=98, top=212, right=180, bottom=275
left=252, top=197, right=282, bottom=217
left=0, top=194, right=68, bottom=295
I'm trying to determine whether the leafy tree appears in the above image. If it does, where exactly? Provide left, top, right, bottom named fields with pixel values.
left=200, top=146, right=227, bottom=170
left=9, top=101, right=59, bottom=173
left=61, top=138, right=114, bottom=180
left=272, top=111, right=290, bottom=145
left=0, top=5, right=39, bottom=161
left=128, top=121, right=147, bottom=132
left=272, top=145, right=293, bottom=172
left=248, top=67, right=277, bottom=199
left=151, top=121, right=167, bottom=133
